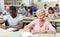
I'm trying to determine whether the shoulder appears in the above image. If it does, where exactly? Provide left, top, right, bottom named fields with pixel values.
left=23, top=8, right=26, bottom=9
left=17, top=14, right=23, bottom=17
left=18, top=7, right=21, bottom=10
left=17, top=14, right=23, bottom=20
left=3, top=10, right=7, bottom=13
left=31, top=19, right=38, bottom=23
left=45, top=20, right=51, bottom=25
left=3, top=15, right=10, bottom=17
left=3, top=15, right=10, bottom=20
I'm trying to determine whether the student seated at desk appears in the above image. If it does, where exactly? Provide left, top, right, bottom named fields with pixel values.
left=24, top=10, right=56, bottom=34
left=25, top=7, right=34, bottom=17
left=32, top=3, right=37, bottom=12
left=53, top=4, right=60, bottom=13
left=2, top=6, right=10, bottom=15
left=18, top=4, right=26, bottom=15
left=0, top=6, right=23, bottom=32
left=47, top=7, right=58, bottom=29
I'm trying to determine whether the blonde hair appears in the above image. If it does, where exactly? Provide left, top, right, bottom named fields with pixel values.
left=36, top=9, right=46, bottom=17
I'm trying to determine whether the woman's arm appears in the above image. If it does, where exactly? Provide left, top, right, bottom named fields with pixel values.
left=47, top=22, right=56, bottom=34
left=24, top=20, right=36, bottom=34
left=0, top=20, right=8, bottom=29
left=24, top=26, right=37, bottom=34
left=0, top=20, right=6, bottom=24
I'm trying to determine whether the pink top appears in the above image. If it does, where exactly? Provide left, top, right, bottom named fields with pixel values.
left=27, top=19, right=56, bottom=33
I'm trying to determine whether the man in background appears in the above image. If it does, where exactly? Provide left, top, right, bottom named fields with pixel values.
left=2, top=6, right=10, bottom=15
left=43, top=4, right=48, bottom=14
left=18, top=4, right=26, bottom=15
left=53, top=4, right=60, bottom=13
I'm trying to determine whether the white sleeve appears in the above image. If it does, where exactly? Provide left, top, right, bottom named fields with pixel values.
left=3, top=15, right=9, bottom=20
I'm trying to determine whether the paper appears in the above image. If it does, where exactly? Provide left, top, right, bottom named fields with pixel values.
left=2, top=28, right=17, bottom=32
left=21, top=32, right=39, bottom=37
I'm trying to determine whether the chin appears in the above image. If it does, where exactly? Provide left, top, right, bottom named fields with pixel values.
left=40, top=19, right=45, bottom=21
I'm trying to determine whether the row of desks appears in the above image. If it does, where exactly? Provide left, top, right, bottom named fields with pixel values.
left=0, top=29, right=59, bottom=37
left=23, top=17, right=60, bottom=22
left=0, top=16, right=60, bottom=23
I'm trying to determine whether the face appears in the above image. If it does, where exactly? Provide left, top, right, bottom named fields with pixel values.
left=32, top=3, right=35, bottom=7
left=38, top=12, right=45, bottom=21
left=21, top=5, right=24, bottom=8
left=28, top=9, right=31, bottom=12
left=9, top=10, right=17, bottom=16
left=48, top=10, right=53, bottom=14
left=6, top=7, right=9, bottom=12
left=56, top=6, right=59, bottom=8
left=44, top=6, right=47, bottom=9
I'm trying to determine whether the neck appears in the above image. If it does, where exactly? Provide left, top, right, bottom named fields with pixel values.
left=38, top=19, right=45, bottom=22
left=38, top=19, right=45, bottom=27
left=11, top=14, right=17, bottom=18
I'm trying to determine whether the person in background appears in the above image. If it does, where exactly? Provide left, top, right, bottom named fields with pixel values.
left=43, top=4, right=48, bottom=15
left=25, top=7, right=33, bottom=17
left=2, top=6, right=10, bottom=15
left=18, top=4, right=26, bottom=15
left=47, top=7, right=58, bottom=29
left=32, top=3, right=37, bottom=12
left=0, top=6, right=23, bottom=31
left=24, top=9, right=56, bottom=34
left=53, top=4, right=60, bottom=13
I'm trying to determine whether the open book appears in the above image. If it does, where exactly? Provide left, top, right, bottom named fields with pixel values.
left=2, top=28, right=17, bottom=32
left=21, top=32, right=39, bottom=37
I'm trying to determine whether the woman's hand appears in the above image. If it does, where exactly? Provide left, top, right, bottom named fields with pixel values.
left=31, top=30, right=37, bottom=34
left=46, top=30, right=56, bottom=34
left=2, top=26, right=8, bottom=29
left=36, top=30, right=47, bottom=34
left=24, top=26, right=31, bottom=32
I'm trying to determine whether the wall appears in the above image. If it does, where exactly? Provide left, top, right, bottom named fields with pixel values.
left=0, top=0, right=4, bottom=12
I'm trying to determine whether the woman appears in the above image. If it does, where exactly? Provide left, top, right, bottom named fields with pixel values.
left=47, top=7, right=58, bottom=29
left=0, top=6, right=23, bottom=31
left=48, top=7, right=58, bottom=19
left=25, top=7, right=33, bottom=17
left=24, top=9, right=56, bottom=34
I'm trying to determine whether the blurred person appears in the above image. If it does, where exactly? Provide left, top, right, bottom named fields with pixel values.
left=25, top=7, right=33, bottom=17
left=18, top=4, right=26, bottom=15
left=47, top=7, right=58, bottom=29
left=2, top=6, right=10, bottom=15
left=43, top=4, right=48, bottom=15
left=32, top=3, right=37, bottom=12
left=24, top=9, right=56, bottom=34
left=53, top=4, right=60, bottom=13
left=0, top=6, right=23, bottom=31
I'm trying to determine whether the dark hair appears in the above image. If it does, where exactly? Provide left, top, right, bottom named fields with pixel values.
left=21, top=4, right=24, bottom=6
left=55, top=4, right=59, bottom=6
left=48, top=7, right=54, bottom=14
left=27, top=7, right=32, bottom=15
left=44, top=4, right=47, bottom=6
left=9, top=6, right=17, bottom=11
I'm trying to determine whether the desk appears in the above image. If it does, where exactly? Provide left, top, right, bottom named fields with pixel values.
left=20, top=29, right=60, bottom=37
left=0, top=29, right=59, bottom=37
left=23, top=18, right=60, bottom=23
left=0, top=28, right=21, bottom=37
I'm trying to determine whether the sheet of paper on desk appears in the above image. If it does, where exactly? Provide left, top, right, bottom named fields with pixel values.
left=21, top=32, right=39, bottom=37
left=2, top=28, right=17, bottom=32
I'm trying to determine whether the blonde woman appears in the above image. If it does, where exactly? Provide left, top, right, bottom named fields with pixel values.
left=24, top=9, right=56, bottom=34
